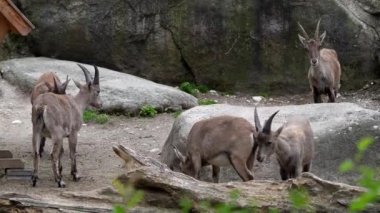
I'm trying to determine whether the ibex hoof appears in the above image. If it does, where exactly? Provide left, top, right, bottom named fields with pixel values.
left=57, top=180, right=66, bottom=188
left=31, top=176, right=38, bottom=187
left=72, top=174, right=81, bottom=182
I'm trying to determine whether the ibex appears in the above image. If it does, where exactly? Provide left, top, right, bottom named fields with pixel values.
left=31, top=72, right=70, bottom=104
left=173, top=115, right=258, bottom=182
left=298, top=19, right=341, bottom=103
left=31, top=64, right=102, bottom=187
left=254, top=108, right=314, bottom=180
left=31, top=72, right=70, bottom=157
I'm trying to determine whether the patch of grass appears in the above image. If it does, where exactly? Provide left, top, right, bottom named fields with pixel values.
left=83, top=110, right=110, bottom=124
left=179, top=82, right=210, bottom=96
left=139, top=105, right=157, bottom=117
left=198, top=98, right=217, bottom=105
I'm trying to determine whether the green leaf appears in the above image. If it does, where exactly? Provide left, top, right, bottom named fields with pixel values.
left=113, top=204, right=125, bottom=213
left=289, top=187, right=310, bottom=210
left=339, top=160, right=354, bottom=173
left=126, top=190, right=144, bottom=209
left=179, top=197, right=193, bottom=213
left=357, top=137, right=374, bottom=153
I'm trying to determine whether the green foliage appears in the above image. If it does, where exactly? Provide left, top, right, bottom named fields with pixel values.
left=339, top=137, right=380, bottom=212
left=173, top=110, right=183, bottom=118
left=179, top=82, right=210, bottom=96
left=198, top=98, right=217, bottom=105
left=288, top=187, right=311, bottom=211
left=139, top=105, right=157, bottom=117
left=83, top=110, right=110, bottom=124
left=112, top=179, right=144, bottom=212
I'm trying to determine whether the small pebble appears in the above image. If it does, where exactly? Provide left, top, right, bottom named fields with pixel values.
left=348, top=127, right=353, bottom=131
left=252, top=96, right=263, bottom=102
left=12, top=120, right=22, bottom=124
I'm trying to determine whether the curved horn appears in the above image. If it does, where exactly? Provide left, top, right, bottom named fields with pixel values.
left=262, top=110, right=279, bottom=134
left=297, top=22, right=309, bottom=39
left=254, top=107, right=262, bottom=131
left=77, top=64, right=91, bottom=84
left=93, top=65, right=99, bottom=85
left=314, top=18, right=321, bottom=40
left=60, top=75, right=70, bottom=93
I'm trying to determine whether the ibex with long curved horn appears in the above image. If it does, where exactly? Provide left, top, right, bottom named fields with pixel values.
left=254, top=108, right=314, bottom=180
left=298, top=19, right=341, bottom=103
left=31, top=72, right=70, bottom=157
left=31, top=64, right=102, bottom=187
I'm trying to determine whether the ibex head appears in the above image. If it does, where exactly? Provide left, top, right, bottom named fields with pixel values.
left=75, top=64, right=102, bottom=108
left=173, top=145, right=195, bottom=176
left=254, top=107, right=282, bottom=162
left=298, top=19, right=326, bottom=67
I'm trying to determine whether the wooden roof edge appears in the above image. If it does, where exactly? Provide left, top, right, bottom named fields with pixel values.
left=6, top=0, right=35, bottom=29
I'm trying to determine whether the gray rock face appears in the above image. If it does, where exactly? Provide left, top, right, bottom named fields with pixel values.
left=0, top=57, right=197, bottom=114
left=11, top=0, right=380, bottom=94
left=160, top=103, right=380, bottom=184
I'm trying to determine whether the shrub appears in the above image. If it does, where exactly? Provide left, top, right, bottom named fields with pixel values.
left=139, top=105, right=157, bottom=117
left=179, top=82, right=199, bottom=96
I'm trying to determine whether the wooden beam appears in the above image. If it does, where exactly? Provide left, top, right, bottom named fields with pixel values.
left=0, top=158, right=24, bottom=169
left=0, top=0, right=34, bottom=36
left=0, top=13, right=10, bottom=42
left=0, top=150, right=13, bottom=158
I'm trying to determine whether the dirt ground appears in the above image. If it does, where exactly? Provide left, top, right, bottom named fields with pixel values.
left=0, top=77, right=379, bottom=207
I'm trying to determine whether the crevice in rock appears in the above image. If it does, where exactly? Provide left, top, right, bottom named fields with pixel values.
left=159, top=23, right=198, bottom=84
left=334, top=0, right=380, bottom=39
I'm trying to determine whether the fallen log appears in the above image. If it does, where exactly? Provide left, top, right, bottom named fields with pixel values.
left=113, top=144, right=380, bottom=212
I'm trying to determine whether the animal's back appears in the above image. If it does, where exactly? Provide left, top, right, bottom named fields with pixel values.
left=187, top=116, right=255, bottom=165
left=33, top=93, right=82, bottom=138
left=279, top=117, right=314, bottom=165
left=31, top=72, right=62, bottom=104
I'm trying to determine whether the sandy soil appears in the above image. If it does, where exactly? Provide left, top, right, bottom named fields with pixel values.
left=0, top=77, right=379, bottom=206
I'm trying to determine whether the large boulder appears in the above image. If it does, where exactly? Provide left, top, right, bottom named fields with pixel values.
left=160, top=103, right=380, bottom=185
left=0, top=57, right=197, bottom=114
left=10, top=0, right=380, bottom=94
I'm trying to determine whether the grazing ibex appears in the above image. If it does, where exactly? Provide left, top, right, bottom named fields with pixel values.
left=173, top=115, right=258, bottom=182
left=31, top=72, right=70, bottom=157
left=254, top=108, right=314, bottom=180
left=298, top=19, right=341, bottom=103
left=31, top=64, right=102, bottom=187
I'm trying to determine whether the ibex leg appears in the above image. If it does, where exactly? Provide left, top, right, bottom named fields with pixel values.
left=247, top=143, right=258, bottom=170
left=327, top=88, right=335, bottom=102
left=69, top=132, right=80, bottom=181
left=39, top=137, right=45, bottom=158
left=280, top=167, right=288, bottom=180
left=51, top=137, right=65, bottom=187
left=229, top=154, right=253, bottom=181
left=312, top=87, right=322, bottom=103
left=32, top=128, right=41, bottom=187
left=212, top=165, right=220, bottom=183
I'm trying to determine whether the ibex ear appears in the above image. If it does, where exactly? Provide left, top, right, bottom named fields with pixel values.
left=298, top=34, right=307, bottom=48
left=319, top=31, right=326, bottom=44
left=274, top=126, right=284, bottom=138
left=73, top=80, right=82, bottom=89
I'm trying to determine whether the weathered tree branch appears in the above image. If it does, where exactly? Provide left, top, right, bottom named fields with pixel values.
left=113, top=144, right=379, bottom=212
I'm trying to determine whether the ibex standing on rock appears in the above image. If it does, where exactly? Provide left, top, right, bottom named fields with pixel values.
left=254, top=108, right=314, bottom=180
left=31, top=64, right=102, bottom=187
left=298, top=19, right=341, bottom=103
left=174, top=116, right=258, bottom=182
left=31, top=72, right=70, bottom=156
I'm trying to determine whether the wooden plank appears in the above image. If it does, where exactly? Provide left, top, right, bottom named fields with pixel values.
left=0, top=150, right=13, bottom=158
left=0, top=13, right=10, bottom=42
left=0, top=158, right=24, bottom=169
left=5, top=168, right=32, bottom=176
left=0, top=0, right=34, bottom=36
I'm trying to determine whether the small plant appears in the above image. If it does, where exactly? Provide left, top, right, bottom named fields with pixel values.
left=289, top=187, right=312, bottom=212
left=198, top=98, right=217, bottom=105
left=112, top=179, right=144, bottom=213
left=197, top=84, right=209, bottom=93
left=339, top=137, right=379, bottom=212
left=83, top=109, right=110, bottom=124
left=139, top=105, right=157, bottom=117
left=179, top=82, right=199, bottom=96
left=173, top=110, right=183, bottom=118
